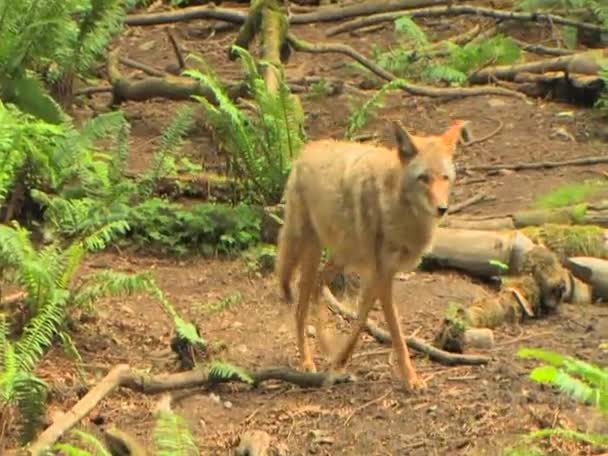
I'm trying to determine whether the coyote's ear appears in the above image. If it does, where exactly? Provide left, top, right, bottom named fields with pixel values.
left=392, top=120, right=418, bottom=162
left=441, top=119, right=467, bottom=151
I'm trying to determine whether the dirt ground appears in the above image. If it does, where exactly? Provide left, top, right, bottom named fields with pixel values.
left=25, top=1, right=608, bottom=455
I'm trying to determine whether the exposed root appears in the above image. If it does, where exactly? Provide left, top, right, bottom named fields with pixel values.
left=322, top=286, right=491, bottom=366
left=286, top=34, right=524, bottom=99
left=326, top=5, right=606, bottom=37
left=466, top=156, right=608, bottom=172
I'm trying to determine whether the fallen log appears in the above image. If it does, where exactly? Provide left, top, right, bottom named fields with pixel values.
left=564, top=257, right=608, bottom=302
left=442, top=201, right=608, bottom=230
left=326, top=5, right=606, bottom=37
left=468, top=49, right=608, bottom=84
left=420, top=227, right=535, bottom=278
left=106, top=48, right=247, bottom=106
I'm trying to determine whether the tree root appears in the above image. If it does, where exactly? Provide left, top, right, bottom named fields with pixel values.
left=286, top=34, right=525, bottom=99
left=106, top=48, right=247, bottom=106
left=22, top=364, right=353, bottom=455
left=326, top=5, right=606, bottom=37
left=469, top=50, right=606, bottom=84
left=321, top=286, right=491, bottom=366
left=465, top=155, right=608, bottom=172
left=125, top=0, right=449, bottom=27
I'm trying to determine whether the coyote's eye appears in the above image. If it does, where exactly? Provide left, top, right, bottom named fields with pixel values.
left=442, top=174, right=450, bottom=181
left=417, top=174, right=429, bottom=184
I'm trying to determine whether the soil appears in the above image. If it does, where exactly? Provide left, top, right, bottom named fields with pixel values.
left=10, top=1, right=608, bottom=455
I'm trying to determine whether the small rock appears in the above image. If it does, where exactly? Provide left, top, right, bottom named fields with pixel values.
left=306, top=325, right=316, bottom=337
left=224, top=401, right=233, bottom=409
left=209, top=393, right=221, bottom=404
left=233, top=321, right=244, bottom=329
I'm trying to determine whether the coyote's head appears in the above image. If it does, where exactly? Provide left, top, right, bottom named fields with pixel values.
left=392, top=119, right=466, bottom=219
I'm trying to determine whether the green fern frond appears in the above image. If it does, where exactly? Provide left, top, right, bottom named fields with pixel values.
left=208, top=361, right=254, bottom=385
left=528, top=427, right=608, bottom=447
left=518, top=348, right=608, bottom=412
left=345, top=78, right=406, bottom=139
left=423, top=65, right=468, bottom=86
left=65, top=429, right=112, bottom=456
left=394, top=15, right=429, bottom=48
left=153, top=409, right=200, bottom=456
left=140, top=104, right=196, bottom=196
left=185, top=46, right=305, bottom=205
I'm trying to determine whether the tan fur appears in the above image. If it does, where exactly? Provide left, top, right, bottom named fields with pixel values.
left=275, top=120, right=465, bottom=392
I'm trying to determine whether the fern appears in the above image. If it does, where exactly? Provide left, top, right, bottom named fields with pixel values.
left=394, top=15, right=429, bottom=48
left=185, top=46, right=305, bottom=205
left=345, top=78, right=410, bottom=139
left=153, top=409, right=200, bottom=456
left=140, top=105, right=196, bottom=197
left=518, top=347, right=608, bottom=411
left=208, top=361, right=254, bottom=384
left=0, top=0, right=129, bottom=121
left=517, top=347, right=608, bottom=450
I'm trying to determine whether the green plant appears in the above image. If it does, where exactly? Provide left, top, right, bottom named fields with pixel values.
left=345, top=78, right=407, bottom=139
left=0, top=0, right=129, bottom=122
left=516, top=347, right=608, bottom=449
left=532, top=180, right=608, bottom=209
left=127, top=198, right=262, bottom=256
left=0, top=219, right=202, bottom=444
left=208, top=361, right=255, bottom=385
left=372, top=15, right=521, bottom=86
left=184, top=46, right=306, bottom=205
left=517, top=0, right=608, bottom=49
left=49, top=406, right=200, bottom=455
left=198, top=292, right=242, bottom=315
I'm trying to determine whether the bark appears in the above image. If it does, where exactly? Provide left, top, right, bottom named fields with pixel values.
left=326, top=5, right=606, bottom=37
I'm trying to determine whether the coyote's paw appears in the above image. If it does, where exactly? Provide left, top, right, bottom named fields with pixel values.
left=405, top=374, right=427, bottom=393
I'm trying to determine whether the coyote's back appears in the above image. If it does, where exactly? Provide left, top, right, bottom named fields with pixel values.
left=275, top=119, right=465, bottom=391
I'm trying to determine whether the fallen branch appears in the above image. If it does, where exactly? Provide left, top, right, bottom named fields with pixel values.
left=125, top=0, right=448, bottom=27
left=107, top=48, right=247, bottom=106
left=322, top=286, right=491, bottom=366
left=326, top=5, right=606, bottom=37
left=511, top=38, right=575, bottom=57
left=23, top=364, right=353, bottom=455
left=465, top=155, right=608, bottom=172
left=461, top=117, right=504, bottom=147
left=469, top=49, right=606, bottom=84
left=118, top=56, right=166, bottom=77
left=286, top=34, right=525, bottom=99
left=166, top=29, right=186, bottom=71
left=448, top=193, right=494, bottom=215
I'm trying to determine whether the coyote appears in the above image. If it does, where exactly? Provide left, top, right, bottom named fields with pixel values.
left=276, top=119, right=465, bottom=391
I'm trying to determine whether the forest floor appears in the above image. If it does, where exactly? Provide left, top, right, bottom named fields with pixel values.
left=21, top=1, right=608, bottom=455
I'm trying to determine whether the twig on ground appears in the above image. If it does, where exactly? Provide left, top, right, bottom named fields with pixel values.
left=511, top=38, right=575, bottom=56
left=343, top=389, right=392, bottom=426
left=22, top=364, right=354, bottom=455
left=448, top=194, right=494, bottom=215
left=461, top=118, right=504, bottom=147
left=166, top=29, right=186, bottom=70
left=322, top=287, right=491, bottom=366
left=74, top=86, right=113, bottom=96
left=118, top=56, right=166, bottom=77
left=286, top=34, right=524, bottom=99
left=326, top=5, right=605, bottom=37
left=466, top=156, right=608, bottom=172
